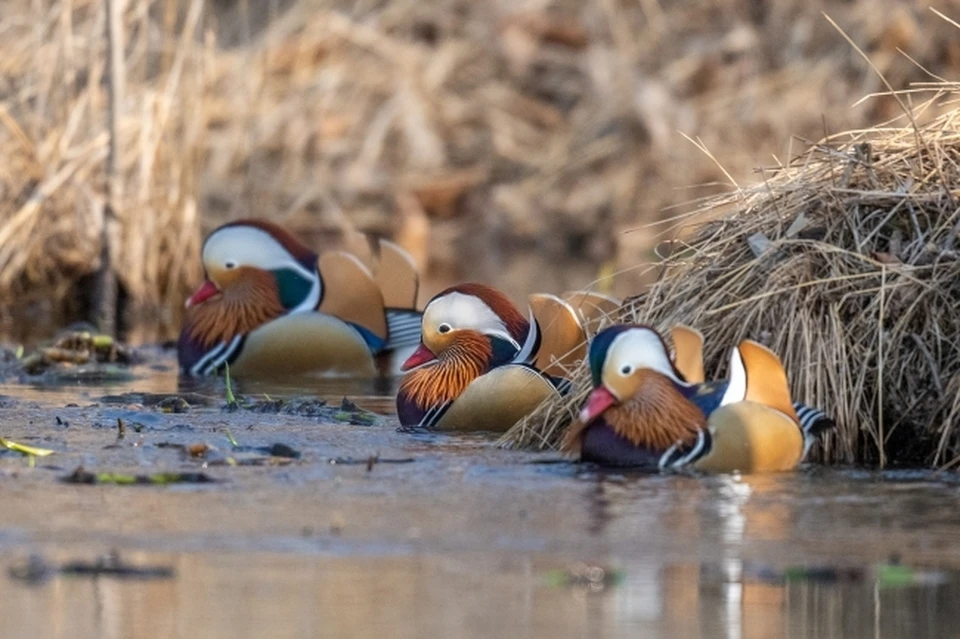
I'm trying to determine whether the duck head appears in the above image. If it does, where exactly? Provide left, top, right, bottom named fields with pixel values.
left=181, top=220, right=321, bottom=357
left=579, top=325, right=683, bottom=424
left=401, top=283, right=530, bottom=372
left=397, top=284, right=531, bottom=424
left=186, top=219, right=321, bottom=312
left=569, top=324, right=704, bottom=457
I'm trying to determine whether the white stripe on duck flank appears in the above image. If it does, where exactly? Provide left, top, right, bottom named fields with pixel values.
left=210, top=335, right=244, bottom=373
left=190, top=335, right=244, bottom=377
left=190, top=341, right=228, bottom=377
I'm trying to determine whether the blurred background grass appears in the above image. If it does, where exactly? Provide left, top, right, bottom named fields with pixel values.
left=0, top=0, right=957, bottom=342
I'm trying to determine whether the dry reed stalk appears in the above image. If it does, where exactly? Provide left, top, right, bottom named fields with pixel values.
left=501, top=84, right=960, bottom=468
left=99, top=0, right=125, bottom=334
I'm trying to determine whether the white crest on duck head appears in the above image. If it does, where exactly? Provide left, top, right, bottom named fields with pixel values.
left=422, top=291, right=521, bottom=350
left=203, top=226, right=315, bottom=278
left=602, top=326, right=683, bottom=393
left=202, top=223, right=321, bottom=313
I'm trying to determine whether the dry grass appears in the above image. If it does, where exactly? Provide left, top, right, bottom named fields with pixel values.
left=502, top=80, right=960, bottom=468
left=1, top=0, right=959, bottom=340
left=0, top=0, right=206, bottom=338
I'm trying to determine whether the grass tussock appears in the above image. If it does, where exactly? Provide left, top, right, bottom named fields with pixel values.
left=502, top=83, right=960, bottom=469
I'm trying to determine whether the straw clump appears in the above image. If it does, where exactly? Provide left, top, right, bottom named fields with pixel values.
left=504, top=85, right=960, bottom=468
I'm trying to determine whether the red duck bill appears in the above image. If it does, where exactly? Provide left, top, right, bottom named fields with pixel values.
left=401, top=343, right=436, bottom=371
left=185, top=280, right=220, bottom=309
left=580, top=386, right=618, bottom=424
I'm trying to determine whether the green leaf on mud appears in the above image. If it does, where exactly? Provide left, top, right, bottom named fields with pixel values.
left=223, top=363, right=239, bottom=410
left=876, top=564, right=916, bottom=588
left=0, top=438, right=54, bottom=457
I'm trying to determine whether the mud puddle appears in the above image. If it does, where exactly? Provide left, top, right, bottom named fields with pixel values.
left=0, top=351, right=959, bottom=638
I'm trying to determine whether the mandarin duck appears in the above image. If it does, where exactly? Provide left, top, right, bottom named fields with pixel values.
left=563, top=325, right=834, bottom=472
left=178, top=219, right=422, bottom=378
left=396, top=284, right=611, bottom=431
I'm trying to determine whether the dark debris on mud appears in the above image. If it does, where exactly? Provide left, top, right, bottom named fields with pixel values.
left=155, top=439, right=303, bottom=466
left=61, top=466, right=219, bottom=485
left=226, top=396, right=379, bottom=426
left=0, top=328, right=143, bottom=385
left=99, top=393, right=208, bottom=410
left=20, top=330, right=140, bottom=375
left=9, top=551, right=175, bottom=586
left=329, top=454, right=415, bottom=469
left=543, top=563, right=626, bottom=593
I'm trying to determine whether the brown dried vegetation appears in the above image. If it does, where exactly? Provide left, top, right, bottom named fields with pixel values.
left=0, top=0, right=957, bottom=347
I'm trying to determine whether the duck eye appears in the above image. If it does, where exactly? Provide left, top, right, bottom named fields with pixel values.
left=438, top=323, right=452, bottom=334
left=620, top=365, right=633, bottom=376
left=224, top=260, right=237, bottom=270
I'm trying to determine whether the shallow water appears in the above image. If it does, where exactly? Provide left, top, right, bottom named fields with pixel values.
left=1, top=355, right=959, bottom=638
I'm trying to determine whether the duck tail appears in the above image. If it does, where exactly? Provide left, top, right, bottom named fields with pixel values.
left=384, top=309, right=423, bottom=351
left=373, top=239, right=424, bottom=352
left=793, top=401, right=837, bottom=458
